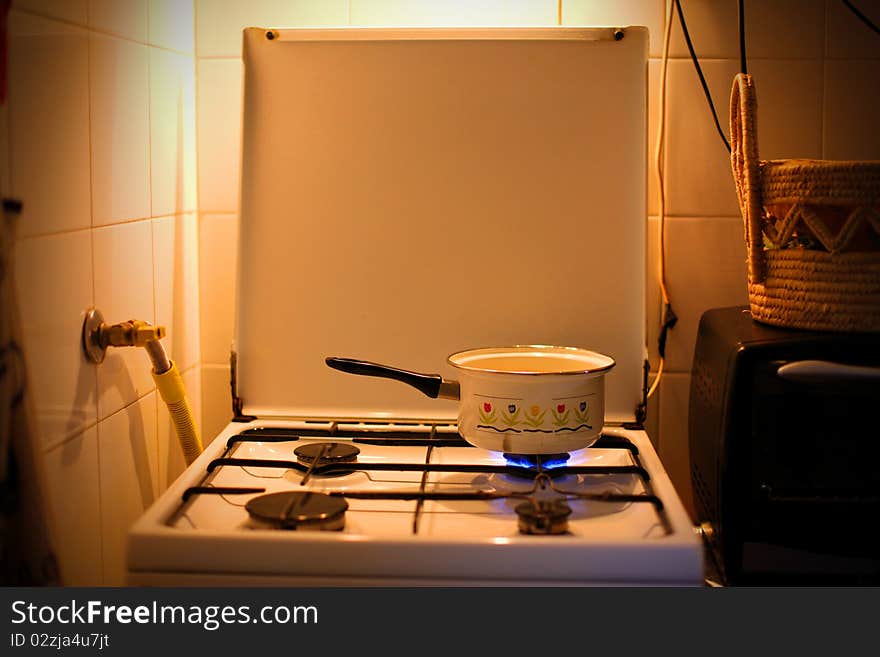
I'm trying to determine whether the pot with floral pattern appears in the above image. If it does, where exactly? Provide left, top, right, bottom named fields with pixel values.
left=325, top=345, right=615, bottom=454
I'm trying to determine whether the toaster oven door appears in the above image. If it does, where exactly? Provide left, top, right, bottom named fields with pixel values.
left=736, top=355, right=880, bottom=583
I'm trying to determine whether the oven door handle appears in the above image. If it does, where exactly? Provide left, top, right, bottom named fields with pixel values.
left=776, top=360, right=880, bottom=385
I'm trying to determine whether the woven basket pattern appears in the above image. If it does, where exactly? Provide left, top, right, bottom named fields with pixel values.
left=729, top=73, right=880, bottom=332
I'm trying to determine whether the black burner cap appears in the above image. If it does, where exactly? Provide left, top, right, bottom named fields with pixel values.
left=515, top=500, right=572, bottom=535
left=246, top=491, right=348, bottom=530
left=294, top=442, right=360, bottom=464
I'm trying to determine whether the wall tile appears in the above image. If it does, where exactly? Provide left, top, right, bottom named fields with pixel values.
left=648, top=58, right=660, bottom=217
left=98, top=392, right=158, bottom=585
left=646, top=215, right=661, bottom=371
left=563, top=0, right=665, bottom=57
left=90, top=34, right=151, bottom=226
left=827, top=0, right=880, bottom=59
left=351, top=0, right=555, bottom=27
left=663, top=58, right=740, bottom=217
left=668, top=0, right=824, bottom=60
left=150, top=48, right=197, bottom=216
left=88, top=0, right=149, bottom=42
left=663, top=216, right=748, bottom=373
left=149, top=0, right=195, bottom=52
left=824, top=59, right=880, bottom=160
left=744, top=0, right=824, bottom=60
left=152, top=214, right=200, bottom=371
left=658, top=371, right=694, bottom=520
left=93, top=220, right=156, bottom=420
left=157, top=365, right=200, bottom=490
left=196, top=0, right=348, bottom=58
left=8, top=12, right=91, bottom=238
left=201, top=364, right=231, bottom=441
left=747, top=59, right=823, bottom=160
left=0, top=105, right=8, bottom=196
left=352, top=0, right=501, bottom=25
left=199, top=213, right=238, bottom=364
left=42, top=427, right=103, bottom=585
left=645, top=217, right=749, bottom=376
left=12, top=0, right=88, bottom=24
left=14, top=231, right=97, bottom=449
left=667, top=0, right=734, bottom=59
left=196, top=58, right=242, bottom=213
left=502, top=0, right=557, bottom=25
left=644, top=373, right=660, bottom=449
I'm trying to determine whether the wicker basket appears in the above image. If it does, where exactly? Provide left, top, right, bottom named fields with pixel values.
left=729, top=73, right=880, bottom=332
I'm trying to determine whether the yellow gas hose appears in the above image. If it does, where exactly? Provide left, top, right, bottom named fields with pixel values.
left=82, top=314, right=204, bottom=466
left=152, top=360, right=203, bottom=465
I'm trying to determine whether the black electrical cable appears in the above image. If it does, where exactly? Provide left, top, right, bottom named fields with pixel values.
left=674, top=0, right=731, bottom=153
left=738, top=0, right=748, bottom=74
left=843, top=0, right=880, bottom=36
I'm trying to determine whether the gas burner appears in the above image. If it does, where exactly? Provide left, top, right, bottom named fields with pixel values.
left=245, top=491, right=348, bottom=531
left=515, top=499, right=572, bottom=535
left=503, top=452, right=570, bottom=478
left=295, top=442, right=360, bottom=467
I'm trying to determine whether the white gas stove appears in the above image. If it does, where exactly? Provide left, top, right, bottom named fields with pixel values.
left=128, top=26, right=703, bottom=586
left=128, top=420, right=701, bottom=585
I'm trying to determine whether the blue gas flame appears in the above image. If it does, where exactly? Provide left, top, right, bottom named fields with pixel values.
left=503, top=453, right=570, bottom=471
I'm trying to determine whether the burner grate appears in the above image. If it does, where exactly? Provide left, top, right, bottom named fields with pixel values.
left=179, top=423, right=672, bottom=537
left=181, top=486, right=266, bottom=502
left=229, top=424, right=470, bottom=447
left=203, top=457, right=650, bottom=480
left=227, top=429, right=641, bottom=451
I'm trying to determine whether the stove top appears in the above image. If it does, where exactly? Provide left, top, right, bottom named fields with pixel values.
left=128, top=420, right=702, bottom=586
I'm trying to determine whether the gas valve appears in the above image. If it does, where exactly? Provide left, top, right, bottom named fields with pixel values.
left=102, top=319, right=165, bottom=348
left=82, top=308, right=166, bottom=364
left=80, top=307, right=202, bottom=464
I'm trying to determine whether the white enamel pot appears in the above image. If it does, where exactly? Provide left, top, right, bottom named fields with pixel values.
left=325, top=345, right=615, bottom=454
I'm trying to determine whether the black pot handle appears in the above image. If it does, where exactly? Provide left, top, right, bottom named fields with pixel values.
left=325, top=357, right=460, bottom=400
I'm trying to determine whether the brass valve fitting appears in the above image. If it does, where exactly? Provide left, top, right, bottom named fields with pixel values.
left=82, top=308, right=166, bottom=364
left=81, top=308, right=202, bottom=464
left=102, top=319, right=166, bottom=348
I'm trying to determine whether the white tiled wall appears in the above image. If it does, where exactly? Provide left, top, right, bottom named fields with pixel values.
left=198, top=212, right=237, bottom=365
left=7, top=0, right=199, bottom=584
left=192, top=0, right=880, bottom=521
left=89, top=33, right=151, bottom=226
left=92, top=220, right=157, bottom=420
left=41, top=426, right=102, bottom=585
left=97, top=392, right=159, bottom=584
left=8, top=13, right=91, bottom=238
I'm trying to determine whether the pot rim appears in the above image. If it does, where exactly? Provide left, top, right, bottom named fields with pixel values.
left=446, top=344, right=616, bottom=376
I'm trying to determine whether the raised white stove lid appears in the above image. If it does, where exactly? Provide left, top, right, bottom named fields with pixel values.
left=235, top=27, right=648, bottom=423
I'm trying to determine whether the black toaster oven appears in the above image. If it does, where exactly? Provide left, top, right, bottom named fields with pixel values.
left=689, top=306, right=880, bottom=585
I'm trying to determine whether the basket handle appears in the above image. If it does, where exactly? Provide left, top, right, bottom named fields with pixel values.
left=730, top=73, right=764, bottom=284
